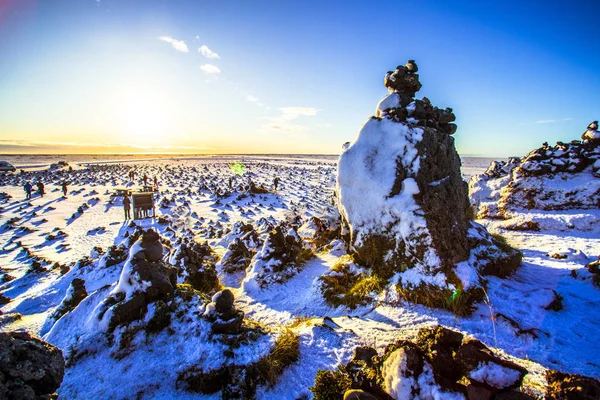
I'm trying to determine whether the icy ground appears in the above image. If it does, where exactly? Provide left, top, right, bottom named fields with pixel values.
left=1, top=155, right=599, bottom=399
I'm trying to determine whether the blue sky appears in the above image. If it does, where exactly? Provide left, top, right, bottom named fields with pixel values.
left=0, top=0, right=598, bottom=156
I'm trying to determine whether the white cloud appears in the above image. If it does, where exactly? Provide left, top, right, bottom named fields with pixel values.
left=259, top=106, right=319, bottom=133
left=200, top=64, right=221, bottom=74
left=246, top=95, right=259, bottom=102
left=262, top=123, right=308, bottom=133
left=279, top=107, right=319, bottom=118
left=199, top=45, right=220, bottom=60
left=535, top=117, right=572, bottom=124
left=158, top=36, right=189, bottom=53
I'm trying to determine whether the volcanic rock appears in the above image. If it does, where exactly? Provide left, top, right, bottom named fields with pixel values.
left=0, top=331, right=65, bottom=400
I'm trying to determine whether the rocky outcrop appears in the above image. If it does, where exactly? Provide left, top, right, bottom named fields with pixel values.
left=168, top=238, right=220, bottom=293
left=0, top=331, right=65, bottom=400
left=471, top=133, right=600, bottom=220
left=311, top=325, right=531, bottom=400
left=336, top=61, right=516, bottom=313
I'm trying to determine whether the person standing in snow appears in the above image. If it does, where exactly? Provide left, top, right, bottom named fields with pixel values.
left=153, top=176, right=158, bottom=189
left=61, top=181, right=68, bottom=197
left=123, top=195, right=131, bottom=220
left=274, top=177, right=280, bottom=191
left=24, top=182, right=32, bottom=199
left=36, top=181, right=45, bottom=197
left=143, top=174, right=148, bottom=186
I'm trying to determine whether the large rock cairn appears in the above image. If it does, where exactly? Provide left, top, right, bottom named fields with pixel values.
left=337, top=60, right=512, bottom=311
left=95, top=228, right=178, bottom=330
left=0, top=331, right=65, bottom=400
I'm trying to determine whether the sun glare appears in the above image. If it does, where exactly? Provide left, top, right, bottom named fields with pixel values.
left=118, top=89, right=171, bottom=145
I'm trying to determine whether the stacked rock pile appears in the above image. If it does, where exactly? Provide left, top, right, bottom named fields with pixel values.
left=517, top=138, right=600, bottom=177
left=100, top=229, right=178, bottom=329
left=381, top=60, right=457, bottom=135
left=581, top=120, right=599, bottom=143
left=203, top=289, right=244, bottom=334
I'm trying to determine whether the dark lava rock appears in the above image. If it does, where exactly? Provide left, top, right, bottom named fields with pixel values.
left=416, top=326, right=464, bottom=381
left=110, top=293, right=147, bottom=327
left=545, top=370, right=600, bottom=400
left=135, top=228, right=164, bottom=262
left=0, top=331, right=65, bottom=400
left=455, top=338, right=526, bottom=390
left=213, top=289, right=234, bottom=313
left=50, top=278, right=88, bottom=321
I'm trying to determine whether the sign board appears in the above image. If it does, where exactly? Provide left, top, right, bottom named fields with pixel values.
left=132, top=193, right=155, bottom=220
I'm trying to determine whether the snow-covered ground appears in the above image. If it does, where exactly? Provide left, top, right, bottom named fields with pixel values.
left=1, top=155, right=598, bottom=399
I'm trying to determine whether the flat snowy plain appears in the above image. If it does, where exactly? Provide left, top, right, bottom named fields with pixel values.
left=1, top=154, right=598, bottom=399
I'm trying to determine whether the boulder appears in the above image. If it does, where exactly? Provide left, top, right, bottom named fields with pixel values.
left=0, top=331, right=65, bottom=399
left=545, top=370, right=600, bottom=400
left=213, top=289, right=234, bottom=313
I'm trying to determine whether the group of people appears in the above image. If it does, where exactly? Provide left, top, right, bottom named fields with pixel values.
left=128, top=169, right=159, bottom=189
left=22, top=181, right=68, bottom=199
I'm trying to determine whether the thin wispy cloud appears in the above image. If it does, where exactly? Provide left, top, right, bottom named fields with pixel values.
left=246, top=95, right=259, bottom=102
left=535, top=117, right=572, bottom=124
left=262, top=123, right=308, bottom=133
left=199, top=45, right=220, bottom=60
left=200, top=64, right=221, bottom=74
left=158, top=36, right=189, bottom=52
left=260, top=106, right=319, bottom=133
left=279, top=107, right=319, bottom=118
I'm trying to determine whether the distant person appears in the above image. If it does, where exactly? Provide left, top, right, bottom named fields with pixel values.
left=123, top=195, right=131, bottom=220
left=24, top=182, right=32, bottom=199
left=36, top=181, right=45, bottom=197
left=143, top=174, right=148, bottom=186
left=153, top=176, right=158, bottom=189
left=61, top=181, right=68, bottom=197
left=274, top=177, right=280, bottom=190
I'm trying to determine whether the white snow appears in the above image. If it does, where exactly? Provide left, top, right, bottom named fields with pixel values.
left=336, top=117, right=440, bottom=271
left=469, top=361, right=521, bottom=389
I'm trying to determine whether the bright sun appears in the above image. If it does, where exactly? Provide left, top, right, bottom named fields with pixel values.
left=118, top=89, right=171, bottom=147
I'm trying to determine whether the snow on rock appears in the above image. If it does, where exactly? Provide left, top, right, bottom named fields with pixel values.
left=470, top=137, right=600, bottom=221
left=336, top=61, right=513, bottom=312
left=468, top=361, right=522, bottom=389
left=243, top=225, right=312, bottom=292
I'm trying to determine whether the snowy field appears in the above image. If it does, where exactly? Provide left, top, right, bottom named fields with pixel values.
left=1, top=154, right=598, bottom=398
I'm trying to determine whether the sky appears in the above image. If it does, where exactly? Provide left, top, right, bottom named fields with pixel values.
left=0, top=0, right=599, bottom=156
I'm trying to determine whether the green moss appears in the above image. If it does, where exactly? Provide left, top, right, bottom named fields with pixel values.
left=396, top=281, right=484, bottom=317
left=320, top=256, right=386, bottom=310
left=309, top=369, right=352, bottom=400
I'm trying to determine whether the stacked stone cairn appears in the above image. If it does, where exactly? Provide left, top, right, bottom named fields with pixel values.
left=203, top=289, right=244, bottom=334
left=103, top=229, right=178, bottom=329
left=382, top=60, right=457, bottom=135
